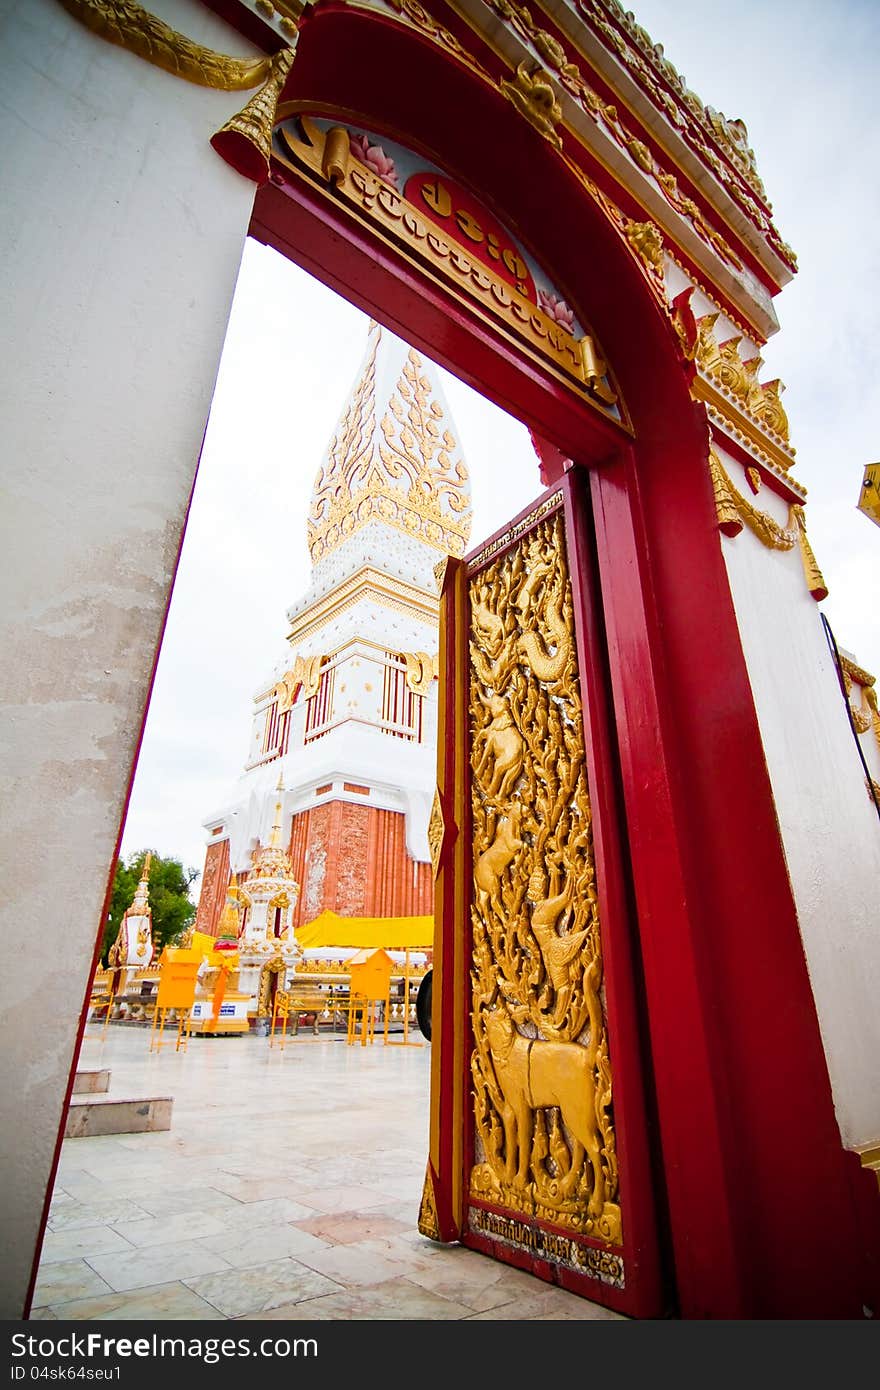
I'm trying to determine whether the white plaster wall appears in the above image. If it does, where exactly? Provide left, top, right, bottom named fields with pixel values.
left=718, top=457, right=880, bottom=1147
left=0, top=0, right=260, bottom=1315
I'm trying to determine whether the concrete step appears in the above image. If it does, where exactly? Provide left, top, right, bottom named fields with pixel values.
left=72, top=1069, right=110, bottom=1095
left=65, top=1095, right=172, bottom=1138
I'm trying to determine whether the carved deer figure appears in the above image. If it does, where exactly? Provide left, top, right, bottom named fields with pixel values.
left=474, top=804, right=523, bottom=916
left=473, top=693, right=524, bottom=801
left=485, top=1001, right=605, bottom=1214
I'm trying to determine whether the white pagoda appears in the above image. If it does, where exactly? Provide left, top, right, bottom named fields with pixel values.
left=194, top=322, right=473, bottom=963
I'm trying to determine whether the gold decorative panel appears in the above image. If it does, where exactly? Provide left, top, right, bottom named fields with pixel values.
left=467, top=507, right=620, bottom=1247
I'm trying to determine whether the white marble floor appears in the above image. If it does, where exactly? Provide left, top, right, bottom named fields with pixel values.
left=32, top=1024, right=625, bottom=1322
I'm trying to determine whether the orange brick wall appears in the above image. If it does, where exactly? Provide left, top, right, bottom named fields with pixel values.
left=288, top=800, right=433, bottom=925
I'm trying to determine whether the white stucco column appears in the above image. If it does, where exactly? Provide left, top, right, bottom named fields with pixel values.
left=0, top=0, right=261, bottom=1316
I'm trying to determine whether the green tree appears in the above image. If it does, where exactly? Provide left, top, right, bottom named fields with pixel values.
left=101, top=850, right=199, bottom=964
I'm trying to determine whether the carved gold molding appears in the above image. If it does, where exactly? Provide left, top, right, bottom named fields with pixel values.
left=466, top=0, right=752, bottom=275
left=273, top=653, right=324, bottom=713
left=307, top=329, right=473, bottom=562
left=404, top=651, right=439, bottom=694
left=56, top=0, right=296, bottom=184
left=694, top=313, right=790, bottom=444
left=56, top=0, right=274, bottom=87
left=840, top=659, right=880, bottom=751
left=709, top=449, right=827, bottom=601
left=418, top=1165, right=441, bottom=1239
left=500, top=60, right=564, bottom=148
left=275, top=117, right=624, bottom=422
left=572, top=0, right=796, bottom=270
left=427, top=789, right=445, bottom=880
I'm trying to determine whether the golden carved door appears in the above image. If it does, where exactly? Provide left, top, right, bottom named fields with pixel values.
left=420, top=469, right=667, bottom=1318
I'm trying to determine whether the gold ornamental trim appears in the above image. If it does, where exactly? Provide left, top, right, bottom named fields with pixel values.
left=56, top=0, right=297, bottom=184
left=550, top=0, right=795, bottom=270
left=404, top=652, right=439, bottom=695
left=709, top=449, right=827, bottom=601
left=467, top=509, right=620, bottom=1244
left=441, top=0, right=769, bottom=278
left=418, top=1164, right=441, bottom=1240
left=674, top=293, right=799, bottom=478
left=467, top=491, right=563, bottom=572
left=55, top=0, right=275, bottom=88
left=500, top=60, right=564, bottom=148
left=839, top=655, right=876, bottom=690
left=427, top=789, right=445, bottom=880
left=274, top=117, right=625, bottom=425
left=307, top=330, right=473, bottom=564
left=286, top=568, right=441, bottom=648
left=272, top=653, right=324, bottom=713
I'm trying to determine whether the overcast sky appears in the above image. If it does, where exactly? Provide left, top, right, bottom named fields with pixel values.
left=120, top=0, right=880, bottom=888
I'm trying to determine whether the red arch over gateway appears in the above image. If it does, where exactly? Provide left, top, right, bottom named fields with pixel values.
left=245, top=1, right=880, bottom=1319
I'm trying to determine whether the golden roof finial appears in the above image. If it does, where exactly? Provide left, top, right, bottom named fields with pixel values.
left=140, top=851, right=153, bottom=883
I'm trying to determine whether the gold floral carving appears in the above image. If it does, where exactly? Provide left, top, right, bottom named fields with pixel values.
left=694, top=314, right=791, bottom=447
left=273, top=654, right=323, bottom=712
left=275, top=118, right=622, bottom=419
left=211, top=47, right=296, bottom=183
left=55, top=0, right=275, bottom=88
left=404, top=651, right=438, bottom=695
left=791, top=505, right=828, bottom=602
left=56, top=0, right=296, bottom=185
left=257, top=956, right=287, bottom=1017
left=433, top=556, right=451, bottom=593
left=840, top=659, right=878, bottom=745
left=500, top=60, right=564, bottom=148
left=427, top=789, right=445, bottom=880
left=624, top=219, right=664, bottom=275
left=574, top=0, right=797, bottom=270
left=307, top=333, right=472, bottom=563
left=477, top=0, right=753, bottom=273
left=418, top=1165, right=441, bottom=1240
left=709, top=448, right=794, bottom=549
left=467, top=509, right=620, bottom=1244
left=709, top=450, right=828, bottom=601
left=840, top=654, right=876, bottom=691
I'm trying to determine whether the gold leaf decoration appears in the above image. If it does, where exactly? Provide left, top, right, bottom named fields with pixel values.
left=467, top=509, right=619, bottom=1241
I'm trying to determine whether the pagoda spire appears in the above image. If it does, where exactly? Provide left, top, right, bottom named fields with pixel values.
left=306, top=323, right=473, bottom=567
left=130, top=851, right=152, bottom=911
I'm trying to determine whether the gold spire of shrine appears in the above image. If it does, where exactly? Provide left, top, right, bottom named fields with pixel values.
left=307, top=322, right=473, bottom=565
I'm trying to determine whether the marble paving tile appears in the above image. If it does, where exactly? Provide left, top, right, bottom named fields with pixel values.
left=465, top=1284, right=626, bottom=1319
left=48, top=1189, right=76, bottom=1209
left=184, top=1259, right=344, bottom=1318
left=110, top=1210, right=229, bottom=1249
left=208, top=1173, right=324, bottom=1204
left=27, top=1308, right=59, bottom=1320
left=84, top=1239, right=233, bottom=1292
left=237, top=1278, right=474, bottom=1321
left=32, top=1260, right=114, bottom=1308
left=292, top=1183, right=401, bottom=1215
left=195, top=1224, right=332, bottom=1268
left=48, top=1199, right=152, bottom=1232
left=128, top=1186, right=245, bottom=1219
left=292, top=1210, right=412, bottom=1246
left=45, top=1282, right=228, bottom=1322
left=293, top=1242, right=412, bottom=1288
left=39, top=1225, right=136, bottom=1265
left=203, top=1196, right=321, bottom=1234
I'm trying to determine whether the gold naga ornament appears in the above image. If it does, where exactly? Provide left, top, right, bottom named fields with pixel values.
left=55, top=0, right=297, bottom=183
left=467, top=508, right=620, bottom=1246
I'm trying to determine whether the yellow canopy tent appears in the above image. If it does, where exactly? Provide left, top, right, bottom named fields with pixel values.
left=295, top=910, right=434, bottom=951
